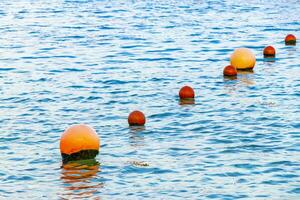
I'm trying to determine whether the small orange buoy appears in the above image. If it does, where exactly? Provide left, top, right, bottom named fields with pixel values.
left=179, top=86, right=195, bottom=99
left=128, top=110, right=146, bottom=126
left=230, top=48, right=256, bottom=70
left=285, top=34, right=296, bottom=45
left=263, top=46, right=276, bottom=57
left=60, top=124, right=100, bottom=164
left=223, top=65, right=237, bottom=76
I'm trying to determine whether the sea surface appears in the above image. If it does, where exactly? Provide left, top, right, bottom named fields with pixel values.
left=0, top=0, right=299, bottom=199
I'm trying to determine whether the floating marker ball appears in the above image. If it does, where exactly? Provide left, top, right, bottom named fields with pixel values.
left=223, top=65, right=237, bottom=76
left=285, top=34, right=296, bottom=45
left=179, top=86, right=195, bottom=99
left=263, top=46, right=276, bottom=57
left=128, top=110, right=146, bottom=126
left=230, top=48, right=256, bottom=70
left=60, top=124, right=100, bottom=164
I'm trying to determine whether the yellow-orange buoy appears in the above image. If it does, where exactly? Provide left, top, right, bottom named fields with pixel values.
left=285, top=34, right=296, bottom=45
left=179, top=86, right=195, bottom=99
left=263, top=46, right=276, bottom=57
left=128, top=110, right=146, bottom=126
left=60, top=124, right=100, bottom=164
left=223, top=65, right=237, bottom=76
left=230, top=48, right=256, bottom=70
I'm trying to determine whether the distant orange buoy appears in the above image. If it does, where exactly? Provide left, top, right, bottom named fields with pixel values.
left=285, top=34, right=296, bottom=45
left=60, top=124, right=100, bottom=164
left=179, top=86, right=195, bottom=99
left=223, top=65, right=237, bottom=76
left=230, top=48, right=256, bottom=70
left=128, top=111, right=146, bottom=126
left=263, top=46, right=276, bottom=57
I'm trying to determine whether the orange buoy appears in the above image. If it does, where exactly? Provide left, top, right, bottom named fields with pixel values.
left=263, top=46, right=276, bottom=57
left=230, top=48, right=256, bottom=70
left=285, top=34, right=296, bottom=45
left=223, top=65, right=237, bottom=76
left=179, top=86, right=195, bottom=99
left=128, top=110, right=146, bottom=126
left=60, top=124, right=100, bottom=164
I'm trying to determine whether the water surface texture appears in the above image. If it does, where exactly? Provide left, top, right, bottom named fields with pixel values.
left=0, top=0, right=300, bottom=199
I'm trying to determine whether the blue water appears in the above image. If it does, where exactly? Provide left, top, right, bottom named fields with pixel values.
left=0, top=0, right=300, bottom=199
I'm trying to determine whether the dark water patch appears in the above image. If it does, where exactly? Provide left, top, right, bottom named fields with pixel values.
left=4, top=175, right=34, bottom=182
left=98, top=25, right=117, bottom=30
left=103, top=79, right=140, bottom=85
left=121, top=44, right=147, bottom=49
left=273, top=173, right=298, bottom=179
left=210, top=172, right=247, bottom=177
left=123, top=165, right=175, bottom=174
left=206, top=194, right=248, bottom=199
left=0, top=67, right=16, bottom=71
left=62, top=68, right=86, bottom=72
left=208, top=139, right=235, bottom=144
left=232, top=163, right=260, bottom=169
left=145, top=48, right=183, bottom=53
left=267, top=161, right=296, bottom=167
left=261, top=179, right=289, bottom=185
left=290, top=188, right=300, bottom=194
left=135, top=57, right=177, bottom=62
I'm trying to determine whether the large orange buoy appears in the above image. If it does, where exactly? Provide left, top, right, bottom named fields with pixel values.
left=285, top=34, right=296, bottom=45
left=223, top=65, right=237, bottom=76
left=230, top=48, right=256, bottom=70
left=60, top=124, right=100, bottom=164
left=263, top=46, right=276, bottom=57
left=128, top=110, right=146, bottom=126
left=179, top=86, right=195, bottom=99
